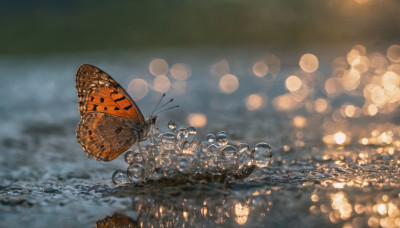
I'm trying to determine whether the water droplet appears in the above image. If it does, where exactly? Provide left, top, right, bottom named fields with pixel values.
left=190, top=138, right=201, bottom=152
left=252, top=142, right=272, bottom=167
left=125, top=149, right=143, bottom=164
left=222, top=146, right=238, bottom=170
left=238, top=143, right=250, bottom=155
left=235, top=155, right=255, bottom=179
left=176, top=129, right=187, bottom=141
left=186, top=126, right=197, bottom=135
left=168, top=120, right=176, bottom=131
left=127, top=164, right=145, bottom=182
left=216, top=131, right=228, bottom=146
left=178, top=156, right=192, bottom=173
left=112, top=170, right=129, bottom=185
left=180, top=141, right=194, bottom=155
left=161, top=132, right=175, bottom=150
left=222, top=145, right=238, bottom=160
left=206, top=144, right=218, bottom=155
left=206, top=134, right=216, bottom=143
left=237, top=155, right=254, bottom=169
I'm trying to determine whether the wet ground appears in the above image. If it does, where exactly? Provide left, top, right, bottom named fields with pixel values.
left=1, top=46, right=400, bottom=227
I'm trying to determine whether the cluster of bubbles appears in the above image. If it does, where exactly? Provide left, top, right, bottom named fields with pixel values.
left=112, top=121, right=272, bottom=185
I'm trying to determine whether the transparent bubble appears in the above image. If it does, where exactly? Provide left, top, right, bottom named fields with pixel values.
left=178, top=156, right=192, bottom=174
left=161, top=132, right=175, bottom=150
left=176, top=129, right=187, bottom=141
left=112, top=170, right=129, bottom=185
left=252, top=142, right=272, bottom=168
left=237, top=155, right=254, bottom=170
left=234, top=157, right=255, bottom=180
left=207, top=134, right=216, bottom=143
left=127, top=164, right=145, bottom=182
left=222, top=146, right=238, bottom=160
left=216, top=131, right=228, bottom=146
left=180, top=141, right=194, bottom=155
left=190, top=138, right=201, bottom=152
left=222, top=146, right=238, bottom=171
left=238, top=143, right=251, bottom=155
left=168, top=120, right=177, bottom=131
left=186, top=126, right=197, bottom=135
left=125, top=149, right=143, bottom=164
left=206, top=144, right=219, bottom=155
left=124, top=149, right=135, bottom=164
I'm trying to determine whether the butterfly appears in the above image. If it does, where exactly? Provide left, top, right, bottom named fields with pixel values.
left=75, top=64, right=158, bottom=161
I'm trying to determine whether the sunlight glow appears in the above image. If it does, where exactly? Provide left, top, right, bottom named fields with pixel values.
left=334, top=132, right=347, bottom=145
left=188, top=113, right=207, bottom=128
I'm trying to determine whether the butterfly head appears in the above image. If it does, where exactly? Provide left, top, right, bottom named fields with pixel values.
left=148, top=115, right=158, bottom=126
left=137, top=115, right=158, bottom=142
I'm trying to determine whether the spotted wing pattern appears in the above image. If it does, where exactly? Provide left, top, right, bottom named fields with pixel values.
left=75, top=64, right=144, bottom=161
left=76, top=64, right=144, bottom=122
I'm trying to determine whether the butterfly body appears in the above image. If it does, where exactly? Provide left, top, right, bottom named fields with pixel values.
left=75, top=64, right=156, bottom=161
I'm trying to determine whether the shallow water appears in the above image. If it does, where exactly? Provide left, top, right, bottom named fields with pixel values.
left=1, top=46, right=400, bottom=227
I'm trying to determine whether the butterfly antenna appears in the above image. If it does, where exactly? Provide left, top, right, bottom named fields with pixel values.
left=155, top=105, right=180, bottom=115
left=156, top=98, right=174, bottom=111
left=151, top=93, right=166, bottom=116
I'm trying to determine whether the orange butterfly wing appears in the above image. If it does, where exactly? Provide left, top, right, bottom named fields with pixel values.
left=76, top=112, right=138, bottom=161
left=75, top=64, right=144, bottom=161
left=76, top=64, right=144, bottom=122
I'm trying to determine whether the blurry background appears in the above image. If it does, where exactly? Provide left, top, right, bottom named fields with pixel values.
left=1, top=0, right=400, bottom=54
left=2, top=1, right=400, bottom=227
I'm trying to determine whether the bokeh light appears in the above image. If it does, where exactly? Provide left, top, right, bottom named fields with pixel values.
left=252, top=61, right=269, bottom=77
left=314, top=98, right=329, bottom=113
left=341, top=69, right=360, bottom=91
left=299, top=53, right=319, bottom=73
left=387, top=44, right=400, bottom=63
left=128, top=78, right=148, bottom=100
left=293, top=115, right=307, bottom=128
left=211, top=59, right=230, bottom=76
left=170, top=63, right=191, bottom=80
left=285, top=75, right=302, bottom=92
left=149, top=58, right=169, bottom=76
left=334, top=132, right=347, bottom=145
left=219, top=74, right=239, bottom=94
left=153, top=75, right=171, bottom=93
left=188, top=113, right=207, bottom=127
left=245, top=93, right=266, bottom=111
